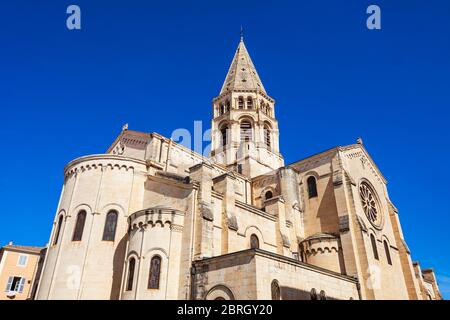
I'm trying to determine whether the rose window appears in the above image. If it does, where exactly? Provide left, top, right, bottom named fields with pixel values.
left=359, top=182, right=382, bottom=227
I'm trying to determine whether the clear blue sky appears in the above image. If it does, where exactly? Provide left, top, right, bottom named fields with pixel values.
left=0, top=1, right=449, bottom=298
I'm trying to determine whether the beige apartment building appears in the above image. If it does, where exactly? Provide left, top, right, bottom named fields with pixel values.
left=0, top=242, right=46, bottom=300
left=34, top=37, right=442, bottom=300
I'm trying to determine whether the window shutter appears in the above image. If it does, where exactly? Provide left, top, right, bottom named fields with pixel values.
left=5, top=276, right=13, bottom=292
left=18, top=278, right=25, bottom=293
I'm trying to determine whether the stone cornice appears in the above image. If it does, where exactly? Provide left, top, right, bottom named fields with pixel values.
left=213, top=89, right=275, bottom=104
left=211, top=190, right=224, bottom=199
left=212, top=171, right=237, bottom=183
left=64, top=154, right=147, bottom=178
left=235, top=200, right=276, bottom=221
left=148, top=173, right=194, bottom=190
left=193, top=248, right=358, bottom=284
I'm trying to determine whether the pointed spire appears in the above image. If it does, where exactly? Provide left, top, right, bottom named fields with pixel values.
left=220, top=34, right=267, bottom=95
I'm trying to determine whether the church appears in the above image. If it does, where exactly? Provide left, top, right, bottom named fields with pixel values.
left=35, top=36, right=442, bottom=300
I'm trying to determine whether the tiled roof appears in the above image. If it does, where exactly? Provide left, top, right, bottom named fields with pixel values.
left=2, top=244, right=45, bottom=254
left=220, top=38, right=267, bottom=95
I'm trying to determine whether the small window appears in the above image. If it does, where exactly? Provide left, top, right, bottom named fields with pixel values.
left=247, top=97, right=253, bottom=109
left=250, top=234, right=260, bottom=249
left=219, top=104, right=225, bottom=115
left=102, top=211, right=118, bottom=241
left=383, top=240, right=392, bottom=265
left=5, top=276, right=25, bottom=293
left=307, top=176, right=318, bottom=198
left=310, top=288, right=318, bottom=300
left=370, top=234, right=379, bottom=260
left=225, top=100, right=231, bottom=111
left=238, top=97, right=244, bottom=109
left=126, top=258, right=136, bottom=291
left=237, top=164, right=243, bottom=174
left=271, top=280, right=281, bottom=300
left=53, top=215, right=64, bottom=245
left=264, top=124, right=271, bottom=149
left=220, top=126, right=228, bottom=146
left=148, top=256, right=162, bottom=289
left=17, top=255, right=28, bottom=267
left=320, top=290, right=327, bottom=300
left=265, top=191, right=273, bottom=200
left=72, top=210, right=87, bottom=241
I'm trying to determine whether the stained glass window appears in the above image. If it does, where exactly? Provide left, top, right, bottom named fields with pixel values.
left=102, top=211, right=118, bottom=241
left=148, top=256, right=162, bottom=289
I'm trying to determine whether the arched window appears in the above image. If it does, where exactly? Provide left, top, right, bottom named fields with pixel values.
left=72, top=210, right=87, bottom=241
left=148, top=255, right=162, bottom=289
left=238, top=97, right=244, bottom=109
left=102, top=210, right=118, bottom=241
left=319, top=290, right=327, bottom=300
left=310, top=288, right=318, bottom=300
left=240, top=121, right=253, bottom=142
left=225, top=100, right=231, bottom=112
left=53, top=215, right=64, bottom=245
left=383, top=240, right=392, bottom=265
left=271, top=280, right=281, bottom=300
left=307, top=176, right=318, bottom=198
left=247, top=97, right=253, bottom=109
left=265, top=190, right=273, bottom=200
left=250, top=234, right=260, bottom=249
left=219, top=104, right=225, bottom=115
left=220, top=125, right=228, bottom=146
left=370, top=234, right=379, bottom=260
left=264, top=124, right=271, bottom=148
left=126, top=257, right=136, bottom=291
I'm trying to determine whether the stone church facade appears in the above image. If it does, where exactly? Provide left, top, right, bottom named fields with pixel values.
left=35, top=38, right=441, bottom=300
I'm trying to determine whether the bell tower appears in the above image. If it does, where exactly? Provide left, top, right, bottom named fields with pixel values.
left=210, top=35, right=284, bottom=178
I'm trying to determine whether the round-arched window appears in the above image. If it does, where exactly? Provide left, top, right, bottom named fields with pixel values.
left=250, top=234, right=260, bottom=249
left=264, top=124, right=271, bottom=148
left=148, top=255, right=162, bottom=289
left=220, top=125, right=228, bottom=147
left=271, top=280, right=281, bottom=300
left=310, top=288, right=318, bottom=300
left=240, top=121, right=253, bottom=142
